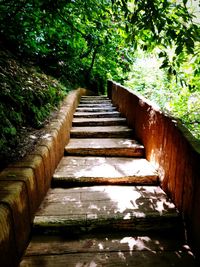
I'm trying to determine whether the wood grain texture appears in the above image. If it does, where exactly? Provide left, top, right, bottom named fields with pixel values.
left=108, top=81, right=200, bottom=258
left=72, top=117, right=127, bottom=126
left=19, top=251, right=198, bottom=267
left=78, top=103, right=114, bottom=107
left=33, top=185, right=179, bottom=234
left=76, top=107, right=117, bottom=112
left=73, top=111, right=121, bottom=118
left=52, top=157, right=158, bottom=186
left=70, top=126, right=134, bottom=138
left=65, top=138, right=144, bottom=157
left=20, top=233, right=197, bottom=267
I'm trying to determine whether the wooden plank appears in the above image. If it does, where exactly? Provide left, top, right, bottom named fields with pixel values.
left=20, top=244, right=197, bottom=267
left=79, top=101, right=112, bottom=104
left=81, top=95, right=108, bottom=99
left=72, top=117, right=127, bottom=126
left=80, top=96, right=109, bottom=100
left=76, top=107, right=116, bottom=112
left=20, top=228, right=197, bottom=267
left=52, top=157, right=158, bottom=185
left=22, top=233, right=189, bottom=256
left=73, top=111, right=120, bottom=118
left=33, top=185, right=180, bottom=234
left=81, top=96, right=108, bottom=99
left=65, top=138, right=144, bottom=157
left=78, top=103, right=114, bottom=107
left=70, top=126, right=134, bottom=138
left=80, top=99, right=111, bottom=103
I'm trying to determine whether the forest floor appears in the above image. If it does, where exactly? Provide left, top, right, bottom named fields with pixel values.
left=0, top=44, right=66, bottom=171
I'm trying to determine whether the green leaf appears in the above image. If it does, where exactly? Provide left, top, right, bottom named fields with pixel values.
left=160, top=59, right=169, bottom=69
left=175, top=45, right=183, bottom=56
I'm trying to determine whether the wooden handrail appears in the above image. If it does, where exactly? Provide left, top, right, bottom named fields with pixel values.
left=108, top=80, right=200, bottom=259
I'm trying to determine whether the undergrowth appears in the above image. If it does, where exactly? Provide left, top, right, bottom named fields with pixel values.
left=0, top=46, right=67, bottom=168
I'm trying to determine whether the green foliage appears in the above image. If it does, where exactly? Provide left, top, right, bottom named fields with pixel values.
left=0, top=0, right=132, bottom=91
left=124, top=50, right=200, bottom=139
left=0, top=0, right=199, bottom=152
left=0, top=47, right=66, bottom=164
left=1, top=1, right=199, bottom=91
left=112, top=0, right=200, bottom=89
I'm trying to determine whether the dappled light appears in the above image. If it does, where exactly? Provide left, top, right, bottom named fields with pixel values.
left=120, top=236, right=152, bottom=253
left=1, top=1, right=200, bottom=265
left=54, top=156, right=158, bottom=183
left=20, top=232, right=196, bottom=267
left=19, top=93, right=198, bottom=266
left=36, top=185, right=177, bottom=234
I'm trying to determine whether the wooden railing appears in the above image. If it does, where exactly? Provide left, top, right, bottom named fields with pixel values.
left=108, top=80, right=200, bottom=259
left=0, top=88, right=90, bottom=267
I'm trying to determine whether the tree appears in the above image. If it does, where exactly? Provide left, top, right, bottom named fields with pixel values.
left=111, top=0, right=200, bottom=89
left=0, top=0, right=134, bottom=92
left=0, top=0, right=199, bottom=91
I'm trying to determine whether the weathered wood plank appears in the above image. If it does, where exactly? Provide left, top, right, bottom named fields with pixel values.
left=72, top=117, right=127, bottom=126
left=20, top=233, right=197, bottom=267
left=80, top=96, right=110, bottom=100
left=76, top=107, right=117, bottom=112
left=70, top=126, right=134, bottom=138
left=78, top=103, right=114, bottom=107
left=80, top=100, right=112, bottom=104
left=33, top=185, right=180, bottom=234
left=73, top=111, right=120, bottom=118
left=52, top=157, right=158, bottom=186
left=80, top=99, right=112, bottom=103
left=19, top=251, right=198, bottom=267
left=65, top=138, right=144, bottom=157
left=21, top=232, right=189, bottom=256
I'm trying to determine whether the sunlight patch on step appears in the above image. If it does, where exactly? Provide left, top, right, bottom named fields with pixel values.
left=86, top=186, right=147, bottom=217
left=98, top=243, right=104, bottom=250
left=78, top=164, right=121, bottom=177
left=120, top=236, right=153, bottom=255
left=154, top=199, right=176, bottom=215
left=85, top=186, right=176, bottom=217
left=76, top=261, right=97, bottom=267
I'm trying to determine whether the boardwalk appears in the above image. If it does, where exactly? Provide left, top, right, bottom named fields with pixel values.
left=20, top=96, right=197, bottom=266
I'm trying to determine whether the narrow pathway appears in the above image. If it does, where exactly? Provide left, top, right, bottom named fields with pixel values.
left=20, top=96, right=197, bottom=266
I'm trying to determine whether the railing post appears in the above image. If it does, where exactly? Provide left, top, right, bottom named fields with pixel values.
left=107, top=80, right=113, bottom=99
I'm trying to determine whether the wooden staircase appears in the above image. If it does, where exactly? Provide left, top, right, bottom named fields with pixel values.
left=20, top=96, right=197, bottom=266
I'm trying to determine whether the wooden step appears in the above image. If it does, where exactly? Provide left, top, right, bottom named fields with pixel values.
left=52, top=157, right=158, bottom=186
left=78, top=103, right=114, bottom=107
left=65, top=138, right=144, bottom=157
left=81, top=95, right=108, bottom=98
left=20, top=232, right=197, bottom=267
left=72, top=117, right=127, bottom=126
left=80, top=98, right=109, bottom=101
left=76, top=107, right=117, bottom=112
left=33, top=185, right=180, bottom=235
left=70, top=126, right=133, bottom=138
left=79, top=100, right=112, bottom=104
left=73, top=111, right=120, bottom=118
